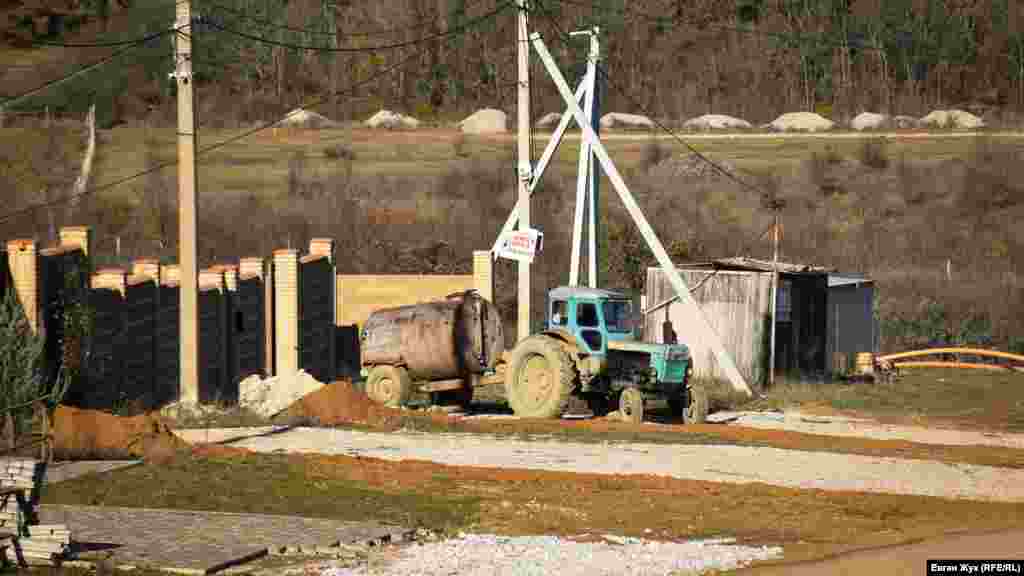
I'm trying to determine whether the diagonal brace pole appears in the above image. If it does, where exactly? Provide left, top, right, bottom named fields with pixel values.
left=491, top=80, right=588, bottom=257
left=531, top=32, right=751, bottom=395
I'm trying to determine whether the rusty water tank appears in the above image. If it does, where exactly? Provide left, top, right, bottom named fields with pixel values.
left=360, top=290, right=504, bottom=381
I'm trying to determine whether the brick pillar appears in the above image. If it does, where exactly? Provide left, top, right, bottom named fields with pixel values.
left=162, top=265, right=180, bottom=286
left=473, top=250, right=494, bottom=304
left=92, top=269, right=126, bottom=296
left=59, top=226, right=91, bottom=256
left=309, top=238, right=336, bottom=380
left=7, top=239, right=39, bottom=333
left=273, top=249, right=299, bottom=376
left=132, top=259, right=160, bottom=282
left=238, top=257, right=263, bottom=279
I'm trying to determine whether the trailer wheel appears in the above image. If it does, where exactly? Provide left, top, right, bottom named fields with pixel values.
left=685, top=385, right=709, bottom=424
left=619, top=388, right=644, bottom=424
left=366, top=365, right=411, bottom=408
left=506, top=336, right=575, bottom=419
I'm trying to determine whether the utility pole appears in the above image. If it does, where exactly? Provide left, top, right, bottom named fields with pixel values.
left=515, top=0, right=532, bottom=341
left=568, top=27, right=600, bottom=288
left=175, top=0, right=200, bottom=405
left=768, top=210, right=780, bottom=388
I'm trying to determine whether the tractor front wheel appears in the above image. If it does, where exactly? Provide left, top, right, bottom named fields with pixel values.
left=506, top=336, right=576, bottom=419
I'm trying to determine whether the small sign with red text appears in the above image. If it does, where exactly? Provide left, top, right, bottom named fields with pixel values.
left=497, top=229, right=544, bottom=264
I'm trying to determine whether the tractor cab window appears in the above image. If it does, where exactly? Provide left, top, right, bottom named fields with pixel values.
left=602, top=300, right=634, bottom=333
left=551, top=300, right=568, bottom=326
left=577, top=302, right=599, bottom=327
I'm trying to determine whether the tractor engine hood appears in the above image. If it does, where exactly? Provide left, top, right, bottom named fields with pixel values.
left=607, top=339, right=690, bottom=361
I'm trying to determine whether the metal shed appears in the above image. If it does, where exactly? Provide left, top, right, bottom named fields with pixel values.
left=644, top=258, right=871, bottom=387
left=826, top=273, right=878, bottom=373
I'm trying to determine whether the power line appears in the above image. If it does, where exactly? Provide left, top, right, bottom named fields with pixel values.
left=1, top=29, right=176, bottom=109
left=198, top=2, right=512, bottom=54
left=531, top=0, right=769, bottom=258
left=202, top=0, right=497, bottom=39
left=533, top=0, right=762, bottom=196
left=0, top=1, right=513, bottom=226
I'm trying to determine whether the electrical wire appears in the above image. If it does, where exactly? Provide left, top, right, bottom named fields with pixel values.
left=1, top=28, right=177, bottom=108
left=202, top=0, right=496, bottom=39
left=198, top=3, right=512, bottom=54
left=531, top=0, right=769, bottom=258
left=0, top=1, right=514, bottom=226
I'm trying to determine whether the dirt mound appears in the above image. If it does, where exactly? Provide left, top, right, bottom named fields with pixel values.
left=52, top=405, right=188, bottom=462
left=283, top=379, right=411, bottom=427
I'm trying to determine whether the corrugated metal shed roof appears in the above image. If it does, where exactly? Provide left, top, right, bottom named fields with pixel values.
left=828, top=273, right=875, bottom=287
left=671, top=257, right=835, bottom=275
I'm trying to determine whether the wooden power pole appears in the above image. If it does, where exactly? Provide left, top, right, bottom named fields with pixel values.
left=516, top=0, right=531, bottom=342
left=175, top=0, right=199, bottom=404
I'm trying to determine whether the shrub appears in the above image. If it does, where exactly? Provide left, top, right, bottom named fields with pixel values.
left=0, top=287, right=46, bottom=447
left=324, top=144, right=356, bottom=161
left=857, top=138, right=889, bottom=170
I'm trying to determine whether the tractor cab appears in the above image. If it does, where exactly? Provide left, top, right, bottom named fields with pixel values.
left=546, top=286, right=640, bottom=355
left=545, top=286, right=692, bottom=385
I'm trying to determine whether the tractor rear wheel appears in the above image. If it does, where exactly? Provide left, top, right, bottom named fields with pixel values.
left=506, top=336, right=576, bottom=419
left=366, top=365, right=411, bottom=408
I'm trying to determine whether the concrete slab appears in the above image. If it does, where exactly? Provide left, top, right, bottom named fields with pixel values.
left=43, top=461, right=143, bottom=485
left=38, top=505, right=406, bottom=574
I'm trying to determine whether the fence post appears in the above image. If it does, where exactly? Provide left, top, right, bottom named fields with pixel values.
left=273, top=249, right=299, bottom=377
left=7, top=239, right=39, bottom=334
left=473, top=250, right=494, bottom=303
left=309, top=238, right=336, bottom=381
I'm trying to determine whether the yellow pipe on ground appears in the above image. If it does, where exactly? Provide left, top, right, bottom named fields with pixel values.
left=880, top=348, right=1024, bottom=364
left=892, top=361, right=1010, bottom=372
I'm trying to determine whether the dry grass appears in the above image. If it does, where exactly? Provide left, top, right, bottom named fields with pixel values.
left=739, top=368, right=1024, bottom=432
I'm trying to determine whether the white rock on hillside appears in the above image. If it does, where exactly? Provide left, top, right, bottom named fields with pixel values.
left=682, top=114, right=752, bottom=131
left=459, top=108, right=507, bottom=134
left=279, top=108, right=337, bottom=129
left=767, top=112, right=835, bottom=132
left=850, top=112, right=889, bottom=131
left=599, top=112, right=655, bottom=130
left=919, top=109, right=985, bottom=129
left=535, top=112, right=563, bottom=128
left=364, top=109, right=420, bottom=129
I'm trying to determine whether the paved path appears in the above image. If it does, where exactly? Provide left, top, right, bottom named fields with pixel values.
left=738, top=529, right=1024, bottom=576
left=177, top=427, right=1024, bottom=503
left=38, top=505, right=405, bottom=574
left=708, top=411, right=1024, bottom=449
left=43, top=461, right=142, bottom=485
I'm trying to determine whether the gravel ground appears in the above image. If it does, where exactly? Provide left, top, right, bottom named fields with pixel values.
left=176, top=427, right=1024, bottom=502
left=288, top=535, right=782, bottom=576
left=709, top=411, right=1024, bottom=449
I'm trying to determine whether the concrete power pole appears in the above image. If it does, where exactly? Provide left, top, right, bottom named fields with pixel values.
left=175, top=0, right=200, bottom=404
left=515, top=0, right=532, bottom=342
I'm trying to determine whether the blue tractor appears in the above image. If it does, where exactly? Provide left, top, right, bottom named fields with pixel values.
left=501, top=285, right=707, bottom=424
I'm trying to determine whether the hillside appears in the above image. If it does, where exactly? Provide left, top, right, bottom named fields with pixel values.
left=1, top=0, right=1022, bottom=356
left=2, top=0, right=1024, bottom=127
